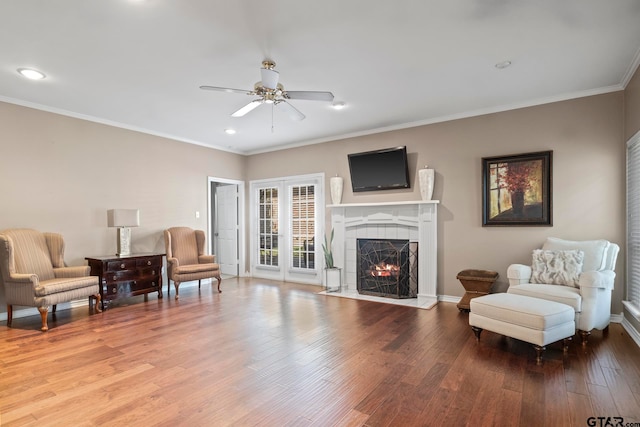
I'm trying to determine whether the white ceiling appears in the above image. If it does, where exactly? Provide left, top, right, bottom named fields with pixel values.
left=1, top=1, right=640, bottom=155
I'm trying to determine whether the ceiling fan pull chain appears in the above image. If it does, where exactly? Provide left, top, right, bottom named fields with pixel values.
left=271, top=103, right=275, bottom=133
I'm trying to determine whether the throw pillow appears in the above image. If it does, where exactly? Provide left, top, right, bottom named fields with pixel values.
left=530, top=249, right=584, bottom=287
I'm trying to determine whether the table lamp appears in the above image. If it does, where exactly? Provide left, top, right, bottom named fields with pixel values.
left=107, top=209, right=140, bottom=256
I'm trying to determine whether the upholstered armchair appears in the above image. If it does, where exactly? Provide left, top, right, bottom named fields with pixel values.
left=0, top=228, right=101, bottom=331
left=164, top=227, right=221, bottom=299
left=507, top=237, right=619, bottom=345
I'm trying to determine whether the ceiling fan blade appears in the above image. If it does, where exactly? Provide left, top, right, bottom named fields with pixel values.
left=284, top=91, right=334, bottom=102
left=260, top=68, right=280, bottom=90
left=276, top=100, right=306, bottom=121
left=231, top=99, right=263, bottom=117
left=200, top=85, right=252, bottom=95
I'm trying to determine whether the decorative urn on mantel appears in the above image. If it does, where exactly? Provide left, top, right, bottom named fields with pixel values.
left=418, top=166, right=435, bottom=201
left=330, top=175, right=344, bottom=205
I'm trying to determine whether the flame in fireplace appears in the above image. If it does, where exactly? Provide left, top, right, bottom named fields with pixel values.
left=369, top=262, right=400, bottom=277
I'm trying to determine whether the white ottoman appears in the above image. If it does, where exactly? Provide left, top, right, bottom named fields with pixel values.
left=469, top=293, right=575, bottom=365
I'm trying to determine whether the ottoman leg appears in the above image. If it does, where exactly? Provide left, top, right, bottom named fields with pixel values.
left=471, top=326, right=483, bottom=342
left=534, top=345, right=546, bottom=366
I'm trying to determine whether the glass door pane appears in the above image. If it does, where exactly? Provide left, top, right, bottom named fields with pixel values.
left=258, top=187, right=279, bottom=267
left=291, top=184, right=315, bottom=270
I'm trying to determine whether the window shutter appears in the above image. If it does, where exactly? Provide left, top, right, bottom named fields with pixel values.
left=626, top=131, right=640, bottom=315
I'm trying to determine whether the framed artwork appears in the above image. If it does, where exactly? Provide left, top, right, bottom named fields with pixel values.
left=482, top=150, right=552, bottom=226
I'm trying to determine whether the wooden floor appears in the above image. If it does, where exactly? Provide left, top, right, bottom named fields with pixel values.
left=1, top=278, right=640, bottom=427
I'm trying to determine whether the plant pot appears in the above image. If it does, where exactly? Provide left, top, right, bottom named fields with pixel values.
left=325, top=267, right=342, bottom=292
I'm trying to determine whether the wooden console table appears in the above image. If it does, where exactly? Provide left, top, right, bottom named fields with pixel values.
left=86, top=253, right=164, bottom=310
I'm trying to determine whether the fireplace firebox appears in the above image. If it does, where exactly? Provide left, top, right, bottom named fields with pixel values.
left=356, top=238, right=418, bottom=299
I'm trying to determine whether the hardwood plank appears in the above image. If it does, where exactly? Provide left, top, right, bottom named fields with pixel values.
left=601, top=366, right=640, bottom=418
left=567, top=392, right=594, bottom=427
left=544, top=362, right=571, bottom=426
left=466, top=369, right=504, bottom=427
left=563, top=337, right=590, bottom=395
left=493, top=389, right=522, bottom=427
left=519, top=369, right=545, bottom=426
left=588, top=383, right=619, bottom=417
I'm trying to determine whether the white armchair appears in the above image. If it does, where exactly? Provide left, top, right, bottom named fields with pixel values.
left=507, top=237, right=619, bottom=345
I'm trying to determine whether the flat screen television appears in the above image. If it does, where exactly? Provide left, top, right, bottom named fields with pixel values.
left=348, top=146, right=410, bottom=192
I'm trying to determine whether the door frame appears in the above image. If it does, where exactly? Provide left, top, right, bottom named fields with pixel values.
left=208, top=176, right=246, bottom=277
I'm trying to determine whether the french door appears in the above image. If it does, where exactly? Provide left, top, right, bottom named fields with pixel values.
left=250, top=174, right=324, bottom=285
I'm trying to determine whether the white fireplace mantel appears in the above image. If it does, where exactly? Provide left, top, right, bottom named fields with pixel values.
left=329, top=200, right=439, bottom=308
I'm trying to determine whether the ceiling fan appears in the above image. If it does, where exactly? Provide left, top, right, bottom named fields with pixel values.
left=200, top=60, right=334, bottom=121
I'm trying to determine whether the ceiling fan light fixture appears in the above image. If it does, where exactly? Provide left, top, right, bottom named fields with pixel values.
left=17, top=68, right=46, bottom=80
left=260, top=67, right=280, bottom=90
left=201, top=59, right=333, bottom=122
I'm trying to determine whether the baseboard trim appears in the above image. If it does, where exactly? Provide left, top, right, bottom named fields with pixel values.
left=610, top=312, right=623, bottom=323
left=0, top=300, right=84, bottom=322
left=621, top=316, right=640, bottom=349
left=439, top=295, right=461, bottom=304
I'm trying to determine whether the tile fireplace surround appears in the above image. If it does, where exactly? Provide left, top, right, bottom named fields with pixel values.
left=327, top=200, right=439, bottom=309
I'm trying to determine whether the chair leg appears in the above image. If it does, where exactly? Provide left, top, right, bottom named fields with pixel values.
left=471, top=326, right=482, bottom=341
left=93, top=294, right=102, bottom=313
left=216, top=274, right=222, bottom=293
left=579, top=330, right=591, bottom=347
left=174, top=282, right=180, bottom=300
left=52, top=304, right=57, bottom=314
left=198, top=279, right=201, bottom=289
left=38, top=306, right=49, bottom=332
left=7, top=305, right=13, bottom=327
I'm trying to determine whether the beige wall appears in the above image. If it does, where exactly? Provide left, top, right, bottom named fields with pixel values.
left=0, top=101, right=245, bottom=310
left=247, top=92, right=627, bottom=313
left=625, top=65, right=640, bottom=141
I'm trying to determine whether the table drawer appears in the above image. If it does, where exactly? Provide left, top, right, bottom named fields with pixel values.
left=132, top=279, right=159, bottom=292
left=136, top=257, right=161, bottom=268
left=139, top=266, right=160, bottom=277
left=104, top=283, right=119, bottom=297
left=105, top=269, right=138, bottom=283
left=106, top=259, right=137, bottom=271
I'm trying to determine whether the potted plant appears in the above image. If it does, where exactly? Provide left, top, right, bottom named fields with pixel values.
left=322, top=229, right=341, bottom=292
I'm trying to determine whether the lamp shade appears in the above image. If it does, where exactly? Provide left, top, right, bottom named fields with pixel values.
left=107, top=209, right=140, bottom=228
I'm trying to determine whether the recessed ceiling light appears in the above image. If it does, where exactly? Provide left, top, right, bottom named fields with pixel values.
left=17, top=68, right=46, bottom=80
left=224, top=129, right=236, bottom=135
left=495, top=60, right=512, bottom=70
left=332, top=102, right=346, bottom=110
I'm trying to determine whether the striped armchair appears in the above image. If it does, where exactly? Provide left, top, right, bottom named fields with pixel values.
left=0, top=229, right=101, bottom=331
left=164, top=227, right=221, bottom=299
